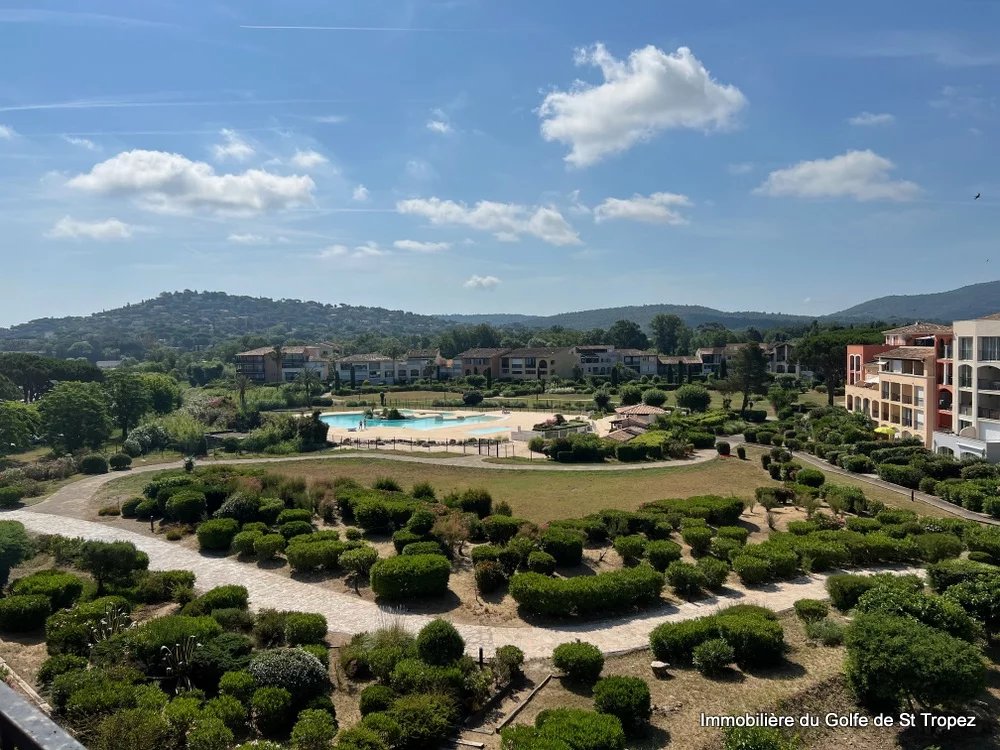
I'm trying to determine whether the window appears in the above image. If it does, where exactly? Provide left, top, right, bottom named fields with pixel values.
left=980, top=337, right=1000, bottom=361
left=958, top=364, right=973, bottom=388
left=959, top=337, right=973, bottom=360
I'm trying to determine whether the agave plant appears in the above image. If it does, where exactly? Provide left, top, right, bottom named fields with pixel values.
left=161, top=635, right=202, bottom=693
left=88, top=603, right=134, bottom=648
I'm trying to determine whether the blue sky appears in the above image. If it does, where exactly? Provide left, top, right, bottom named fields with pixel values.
left=1, top=0, right=998, bottom=327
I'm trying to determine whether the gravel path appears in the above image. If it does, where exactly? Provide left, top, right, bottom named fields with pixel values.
left=3, top=508, right=918, bottom=659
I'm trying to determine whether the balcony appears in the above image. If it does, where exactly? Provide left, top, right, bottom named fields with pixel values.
left=979, top=407, right=1000, bottom=421
left=958, top=379, right=973, bottom=389
left=979, top=379, right=1000, bottom=392
left=938, top=345, right=953, bottom=359
left=0, top=682, right=86, bottom=749
left=959, top=405, right=973, bottom=417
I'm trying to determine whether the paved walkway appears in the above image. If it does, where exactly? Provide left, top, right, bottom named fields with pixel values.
left=3, top=508, right=919, bottom=659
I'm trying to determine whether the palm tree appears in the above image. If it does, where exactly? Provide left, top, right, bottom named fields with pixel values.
left=269, top=345, right=284, bottom=383
left=233, top=374, right=252, bottom=409
left=297, top=369, right=322, bottom=407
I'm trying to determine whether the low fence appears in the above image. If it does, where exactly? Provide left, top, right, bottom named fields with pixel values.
left=337, top=438, right=518, bottom=458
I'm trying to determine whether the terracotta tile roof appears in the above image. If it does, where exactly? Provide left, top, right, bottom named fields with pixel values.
left=881, top=322, right=952, bottom=336
left=606, top=427, right=647, bottom=442
left=978, top=312, right=1000, bottom=321
left=456, top=348, right=510, bottom=358
left=877, top=346, right=937, bottom=360
left=337, top=352, right=391, bottom=363
left=614, top=404, right=667, bottom=416
left=504, top=347, right=573, bottom=357
left=658, top=356, right=701, bottom=365
left=405, top=349, right=440, bottom=359
left=237, top=345, right=316, bottom=356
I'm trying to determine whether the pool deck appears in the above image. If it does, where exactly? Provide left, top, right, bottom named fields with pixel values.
left=322, top=408, right=597, bottom=456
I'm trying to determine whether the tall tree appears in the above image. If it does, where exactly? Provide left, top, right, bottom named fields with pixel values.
left=270, top=345, right=284, bottom=382
left=797, top=328, right=883, bottom=405
left=607, top=320, right=649, bottom=350
left=104, top=370, right=151, bottom=440
left=728, top=344, right=769, bottom=415
left=37, top=381, right=112, bottom=451
left=232, top=373, right=252, bottom=409
left=297, top=369, right=322, bottom=405
left=0, top=402, right=39, bottom=455
left=649, top=314, right=687, bottom=355
left=139, top=373, right=181, bottom=414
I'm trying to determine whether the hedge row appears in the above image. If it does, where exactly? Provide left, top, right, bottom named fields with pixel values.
left=508, top=566, right=663, bottom=617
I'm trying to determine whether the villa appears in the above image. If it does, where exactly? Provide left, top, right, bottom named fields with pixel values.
left=235, top=343, right=337, bottom=384
left=334, top=349, right=444, bottom=386
left=500, top=347, right=576, bottom=381
left=454, top=348, right=509, bottom=379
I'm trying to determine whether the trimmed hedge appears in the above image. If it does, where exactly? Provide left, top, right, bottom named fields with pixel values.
left=11, top=570, right=84, bottom=610
left=369, top=554, right=451, bottom=599
left=592, top=676, right=651, bottom=731
left=0, top=594, right=51, bottom=632
left=650, top=606, right=784, bottom=668
left=532, top=709, right=626, bottom=750
left=875, top=463, right=924, bottom=489
left=644, top=540, right=682, bottom=571
left=826, top=574, right=878, bottom=611
left=552, top=641, right=604, bottom=683
left=196, top=518, right=240, bottom=551
left=642, top=496, right=743, bottom=526
left=509, top=567, right=663, bottom=617
left=540, top=527, right=585, bottom=566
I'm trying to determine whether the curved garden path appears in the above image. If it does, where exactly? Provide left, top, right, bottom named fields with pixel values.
left=3, top=506, right=919, bottom=660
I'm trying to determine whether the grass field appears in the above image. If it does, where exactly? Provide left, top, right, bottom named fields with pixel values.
left=91, top=445, right=951, bottom=524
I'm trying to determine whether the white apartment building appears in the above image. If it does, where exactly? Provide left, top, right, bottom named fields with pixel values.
left=932, top=314, right=1000, bottom=462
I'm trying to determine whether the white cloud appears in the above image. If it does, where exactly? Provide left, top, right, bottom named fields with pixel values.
left=227, top=233, right=268, bottom=244
left=0, top=124, right=16, bottom=139
left=63, top=135, right=98, bottom=150
left=67, top=149, right=315, bottom=216
left=754, top=149, right=920, bottom=202
left=352, top=184, right=370, bottom=201
left=397, top=197, right=580, bottom=245
left=212, top=129, right=255, bottom=161
left=314, top=115, right=347, bottom=124
left=728, top=162, right=754, bottom=175
left=319, top=241, right=387, bottom=260
left=46, top=216, right=133, bottom=240
left=464, top=274, right=501, bottom=290
left=849, top=111, right=895, bottom=126
left=393, top=239, right=451, bottom=253
left=593, top=192, right=692, bottom=225
left=426, top=119, right=453, bottom=134
left=290, top=149, right=328, bottom=169
left=538, top=43, right=747, bottom=167
left=567, top=189, right=591, bottom=216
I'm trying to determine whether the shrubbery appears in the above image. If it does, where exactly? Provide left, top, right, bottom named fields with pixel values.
left=370, top=554, right=451, bottom=599
left=248, top=647, right=329, bottom=701
left=592, top=675, right=651, bottom=732
left=196, top=518, right=240, bottom=551
left=552, top=641, right=604, bottom=684
left=509, top=567, right=663, bottom=617
left=0, top=594, right=51, bottom=632
left=80, top=454, right=109, bottom=475
left=650, top=605, right=784, bottom=669
left=793, top=599, right=829, bottom=622
left=11, top=570, right=84, bottom=610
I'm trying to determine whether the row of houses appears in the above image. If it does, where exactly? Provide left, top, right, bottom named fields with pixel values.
left=236, top=341, right=803, bottom=386
left=844, top=314, right=1000, bottom=462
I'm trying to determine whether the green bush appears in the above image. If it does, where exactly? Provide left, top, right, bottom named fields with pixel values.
left=249, top=647, right=329, bottom=701
left=188, top=717, right=234, bottom=750
left=359, top=684, right=397, bottom=716
left=732, top=555, right=771, bottom=585
left=129, top=615, right=223, bottom=667
left=416, top=618, right=465, bottom=665
left=92, top=708, right=170, bottom=750
left=534, top=708, right=625, bottom=750
left=483, top=515, right=525, bottom=545
left=37, top=653, right=88, bottom=685
left=44, top=596, right=131, bottom=656
left=681, top=526, right=713, bottom=556
left=854, top=579, right=980, bottom=642
left=231, top=529, right=263, bottom=555
left=218, top=670, right=256, bottom=705
left=613, top=534, right=647, bottom=564
left=388, top=693, right=457, bottom=749
left=509, top=567, right=663, bottom=617
left=723, top=727, right=796, bottom=750
left=11, top=570, right=84, bottom=610
left=793, top=598, right=829, bottom=622
left=692, top=638, right=735, bottom=676
left=696, top=557, right=730, bottom=590
left=370, top=554, right=451, bottom=599
left=643, top=495, right=743, bottom=526
left=254, top=533, right=286, bottom=560
left=80, top=454, right=109, bottom=474
left=527, top=550, right=556, bottom=574
left=645, top=540, right=682, bottom=571
left=916, top=532, right=964, bottom=563
left=185, top=585, right=249, bottom=616
left=290, top=708, right=338, bottom=749
left=840, top=454, right=875, bottom=473
left=197, top=518, right=240, bottom=551
left=474, top=561, right=507, bottom=593
left=540, top=527, right=584, bottom=566
left=665, top=561, right=706, bottom=598
left=875, top=463, right=924, bottom=489
left=805, top=618, right=845, bottom=645
left=826, top=574, right=878, bottom=611
left=108, top=453, right=132, bottom=471
left=0, top=594, right=50, bottom=632
left=845, top=612, right=986, bottom=711
left=277, top=508, right=312, bottom=525
left=279, top=520, right=315, bottom=541
left=927, top=558, right=998, bottom=592
left=284, top=612, right=328, bottom=646
left=650, top=607, right=783, bottom=668
left=552, top=641, right=604, bottom=684
left=252, top=686, right=293, bottom=735
left=796, top=468, right=825, bottom=487
left=166, top=490, right=207, bottom=523
left=592, top=675, right=651, bottom=731
left=402, top=541, right=446, bottom=557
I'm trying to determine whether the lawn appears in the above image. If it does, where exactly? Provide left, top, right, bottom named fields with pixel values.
left=91, top=445, right=951, bottom=524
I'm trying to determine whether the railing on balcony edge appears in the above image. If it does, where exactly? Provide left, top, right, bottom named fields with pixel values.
left=0, top=682, right=85, bottom=750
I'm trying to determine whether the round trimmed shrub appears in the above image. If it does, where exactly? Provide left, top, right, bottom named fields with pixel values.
left=793, top=599, right=829, bottom=622
left=665, top=561, right=706, bottom=598
left=203, top=695, right=247, bottom=734
left=732, top=555, right=771, bottom=586
left=692, top=638, right=735, bottom=676
left=613, top=534, right=647, bottom=564
left=370, top=554, right=451, bottom=600
left=359, top=684, right=396, bottom=716
left=197, top=518, right=240, bottom=551
left=254, top=534, right=286, bottom=560
left=716, top=441, right=731, bottom=456
left=188, top=717, right=234, bottom=750
left=645, top=540, right=682, bottom=571
left=534, top=708, right=625, bottom=750
left=276, top=508, right=312, bottom=525
left=416, top=618, right=465, bottom=665
left=527, top=550, right=556, bottom=575
left=696, top=557, right=730, bottom=590
left=284, top=613, right=328, bottom=646
left=11, top=570, right=84, bottom=610
left=483, top=515, right=524, bottom=545
left=218, top=670, right=256, bottom=705
left=0, top=594, right=50, bottom=632
left=231, top=529, right=263, bottom=556
left=290, top=708, right=338, bottom=749
left=681, top=526, right=713, bottom=556
left=474, top=561, right=507, bottom=593
left=37, top=653, right=88, bottom=686
left=279, top=520, right=314, bottom=541
left=796, top=468, right=825, bottom=487
left=552, top=641, right=603, bottom=684
left=251, top=687, right=293, bottom=736
left=592, top=675, right=651, bottom=731
left=389, top=693, right=457, bottom=749
left=716, top=526, right=749, bottom=544
left=79, top=454, right=109, bottom=475
left=248, top=648, right=329, bottom=701
left=826, top=574, right=878, bottom=611
left=166, top=490, right=207, bottom=523
left=736, top=445, right=746, bottom=460
left=402, top=541, right=446, bottom=557
left=108, top=453, right=133, bottom=471
left=540, top=527, right=584, bottom=566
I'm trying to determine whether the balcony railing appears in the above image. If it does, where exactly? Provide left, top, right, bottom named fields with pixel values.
left=0, top=682, right=86, bottom=750
left=979, top=380, right=1000, bottom=391
left=938, top=345, right=953, bottom=359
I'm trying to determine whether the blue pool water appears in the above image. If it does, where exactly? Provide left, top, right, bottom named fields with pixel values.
left=320, top=410, right=500, bottom=432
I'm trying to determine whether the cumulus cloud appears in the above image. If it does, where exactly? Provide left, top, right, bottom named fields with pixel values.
left=46, top=216, right=133, bottom=240
left=426, top=119, right=453, bottom=134
left=396, top=197, right=580, bottom=246
left=227, top=233, right=268, bottom=244
left=67, top=150, right=315, bottom=216
left=0, top=124, right=16, bottom=139
left=290, top=149, right=328, bottom=169
left=593, top=192, right=692, bottom=225
left=464, top=275, right=501, bottom=290
left=393, top=239, right=451, bottom=253
left=212, top=129, right=255, bottom=161
left=319, top=241, right=387, bottom=259
left=63, top=135, right=98, bottom=150
left=849, top=111, right=895, bottom=126
left=538, top=43, right=746, bottom=167
left=352, top=184, right=370, bottom=201
left=754, top=149, right=920, bottom=202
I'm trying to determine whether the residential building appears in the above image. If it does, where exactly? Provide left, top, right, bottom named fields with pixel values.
left=844, top=322, right=952, bottom=449
left=235, top=344, right=336, bottom=383
left=500, top=347, right=576, bottom=380
left=932, top=314, right=1000, bottom=461
left=335, top=353, right=396, bottom=386
left=696, top=347, right=727, bottom=375
left=572, top=345, right=659, bottom=378
left=454, top=348, right=509, bottom=379
left=765, top=342, right=801, bottom=376
left=656, top=355, right=702, bottom=380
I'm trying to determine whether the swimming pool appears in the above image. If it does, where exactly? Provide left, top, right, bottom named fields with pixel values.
left=320, top=410, right=500, bottom=432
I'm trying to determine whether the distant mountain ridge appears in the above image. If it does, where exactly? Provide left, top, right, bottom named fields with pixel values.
left=828, top=280, right=1000, bottom=322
